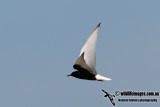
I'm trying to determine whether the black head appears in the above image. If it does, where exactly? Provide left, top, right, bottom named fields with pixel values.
left=67, top=71, right=79, bottom=77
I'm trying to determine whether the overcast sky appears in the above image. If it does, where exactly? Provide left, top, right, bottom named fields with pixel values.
left=0, top=0, right=160, bottom=107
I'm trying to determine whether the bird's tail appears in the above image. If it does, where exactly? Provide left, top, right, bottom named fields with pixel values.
left=95, top=74, right=111, bottom=81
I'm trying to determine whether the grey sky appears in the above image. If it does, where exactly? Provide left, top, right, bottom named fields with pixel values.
left=0, top=0, right=159, bottom=107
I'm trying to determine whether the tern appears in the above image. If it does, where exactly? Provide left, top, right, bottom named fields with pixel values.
left=68, top=23, right=111, bottom=81
left=102, top=89, right=115, bottom=106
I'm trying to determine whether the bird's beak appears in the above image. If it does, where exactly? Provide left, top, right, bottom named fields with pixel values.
left=67, top=74, right=71, bottom=77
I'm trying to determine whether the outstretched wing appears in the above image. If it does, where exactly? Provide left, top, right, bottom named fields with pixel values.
left=73, top=52, right=95, bottom=75
left=79, top=23, right=101, bottom=75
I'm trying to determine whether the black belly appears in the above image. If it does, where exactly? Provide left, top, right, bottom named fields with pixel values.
left=74, top=70, right=96, bottom=80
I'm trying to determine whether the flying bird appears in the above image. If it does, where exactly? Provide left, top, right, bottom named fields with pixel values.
left=101, top=89, right=115, bottom=106
left=67, top=23, right=111, bottom=81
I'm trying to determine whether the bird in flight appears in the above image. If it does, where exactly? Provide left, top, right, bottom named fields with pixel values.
left=101, top=89, right=115, bottom=106
left=67, top=23, right=111, bottom=81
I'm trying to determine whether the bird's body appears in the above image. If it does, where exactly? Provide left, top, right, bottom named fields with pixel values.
left=68, top=23, right=111, bottom=81
left=70, top=71, right=96, bottom=80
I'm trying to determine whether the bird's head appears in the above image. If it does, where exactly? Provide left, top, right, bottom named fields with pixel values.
left=67, top=71, right=79, bottom=77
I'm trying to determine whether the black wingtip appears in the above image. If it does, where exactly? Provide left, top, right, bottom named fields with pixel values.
left=97, top=22, right=101, bottom=27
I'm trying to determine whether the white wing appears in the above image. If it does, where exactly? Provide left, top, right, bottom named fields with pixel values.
left=79, top=23, right=101, bottom=75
